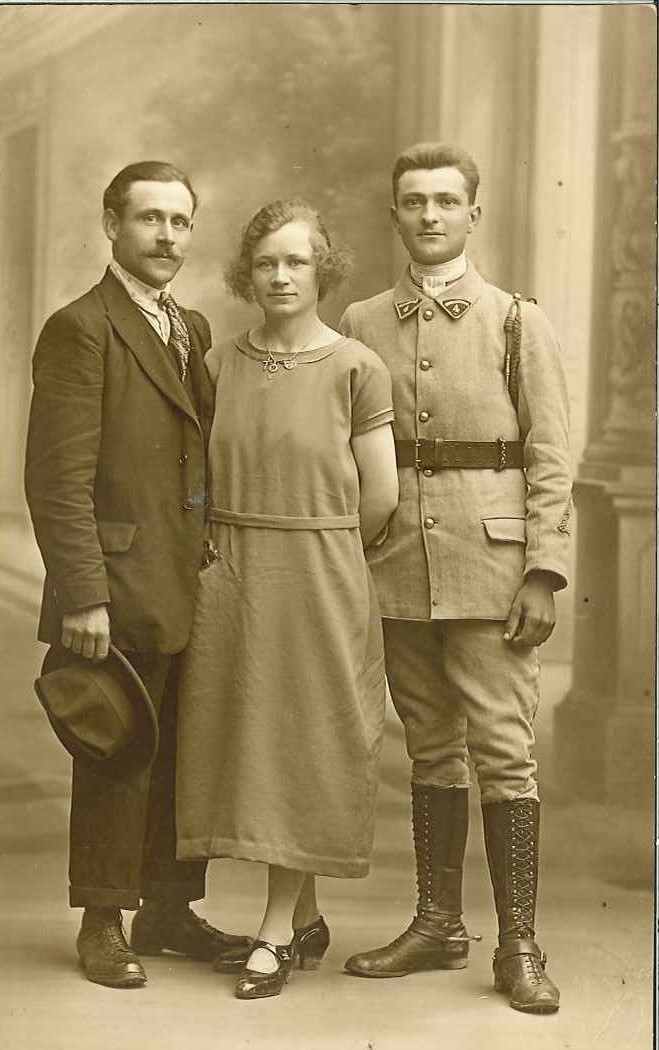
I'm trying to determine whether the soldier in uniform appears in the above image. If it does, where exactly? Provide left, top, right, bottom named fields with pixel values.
left=340, top=142, right=571, bottom=1014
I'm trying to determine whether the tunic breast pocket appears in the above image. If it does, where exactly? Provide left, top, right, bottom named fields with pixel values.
left=481, top=516, right=526, bottom=544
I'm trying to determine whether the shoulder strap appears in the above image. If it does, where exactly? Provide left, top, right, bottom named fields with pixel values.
left=503, top=292, right=536, bottom=411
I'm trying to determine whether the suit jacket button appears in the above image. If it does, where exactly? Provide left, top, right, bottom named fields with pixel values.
left=419, top=359, right=432, bottom=371
left=179, top=453, right=188, bottom=464
left=418, top=410, right=430, bottom=423
left=423, top=517, right=435, bottom=530
left=423, top=468, right=434, bottom=477
left=422, top=308, right=434, bottom=321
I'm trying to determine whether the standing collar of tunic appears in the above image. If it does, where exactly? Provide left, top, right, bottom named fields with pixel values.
left=392, top=261, right=486, bottom=321
left=409, top=251, right=468, bottom=293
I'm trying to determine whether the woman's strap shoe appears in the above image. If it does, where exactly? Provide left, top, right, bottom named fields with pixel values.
left=294, top=915, right=330, bottom=970
left=235, top=939, right=297, bottom=1000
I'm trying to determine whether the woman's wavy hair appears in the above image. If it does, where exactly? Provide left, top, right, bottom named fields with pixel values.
left=225, top=198, right=352, bottom=302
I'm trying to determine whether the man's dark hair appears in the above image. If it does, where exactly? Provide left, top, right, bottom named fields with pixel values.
left=103, top=161, right=198, bottom=216
left=392, top=143, right=480, bottom=205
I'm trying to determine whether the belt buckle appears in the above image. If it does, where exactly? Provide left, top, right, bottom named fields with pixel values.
left=496, top=437, right=507, bottom=471
left=415, top=439, right=442, bottom=471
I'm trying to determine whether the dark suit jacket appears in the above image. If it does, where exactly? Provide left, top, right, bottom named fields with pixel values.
left=25, top=269, right=215, bottom=654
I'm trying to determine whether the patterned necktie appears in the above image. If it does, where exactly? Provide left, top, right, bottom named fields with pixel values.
left=159, top=292, right=190, bottom=382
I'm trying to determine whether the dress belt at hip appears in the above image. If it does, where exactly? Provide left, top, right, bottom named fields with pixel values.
left=208, top=506, right=360, bottom=530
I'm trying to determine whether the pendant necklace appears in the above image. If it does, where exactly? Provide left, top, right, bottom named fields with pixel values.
left=260, top=325, right=323, bottom=379
left=262, top=348, right=297, bottom=377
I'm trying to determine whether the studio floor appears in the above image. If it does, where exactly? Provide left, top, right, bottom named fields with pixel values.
left=0, top=520, right=654, bottom=1050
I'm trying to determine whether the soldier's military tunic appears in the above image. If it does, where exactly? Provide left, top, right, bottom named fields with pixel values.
left=340, top=262, right=571, bottom=803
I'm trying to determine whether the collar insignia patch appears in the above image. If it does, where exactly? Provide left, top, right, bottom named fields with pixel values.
left=395, top=298, right=422, bottom=320
left=439, top=298, right=472, bottom=320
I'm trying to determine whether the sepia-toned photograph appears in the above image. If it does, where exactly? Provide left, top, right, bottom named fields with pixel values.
left=0, top=3, right=656, bottom=1049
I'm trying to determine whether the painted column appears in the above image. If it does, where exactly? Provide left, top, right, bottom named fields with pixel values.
left=554, top=5, right=656, bottom=806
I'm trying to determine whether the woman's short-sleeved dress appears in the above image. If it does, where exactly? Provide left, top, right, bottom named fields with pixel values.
left=176, top=332, right=394, bottom=878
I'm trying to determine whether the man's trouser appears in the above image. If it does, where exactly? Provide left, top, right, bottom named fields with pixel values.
left=382, top=619, right=540, bottom=804
left=55, top=648, right=207, bottom=909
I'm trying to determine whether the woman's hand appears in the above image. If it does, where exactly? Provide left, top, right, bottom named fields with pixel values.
left=351, top=424, right=399, bottom=548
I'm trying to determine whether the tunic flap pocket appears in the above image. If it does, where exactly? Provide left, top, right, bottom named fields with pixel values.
left=97, top=520, right=137, bottom=553
left=482, top=516, right=526, bottom=544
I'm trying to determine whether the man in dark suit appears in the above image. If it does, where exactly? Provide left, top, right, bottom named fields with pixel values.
left=25, top=161, right=250, bottom=988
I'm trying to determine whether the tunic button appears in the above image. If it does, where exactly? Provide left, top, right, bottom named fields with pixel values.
left=419, top=359, right=432, bottom=371
left=423, top=468, right=434, bottom=477
left=422, top=308, right=434, bottom=321
left=418, top=410, right=430, bottom=423
left=179, top=453, right=188, bottom=464
left=424, top=517, right=436, bottom=530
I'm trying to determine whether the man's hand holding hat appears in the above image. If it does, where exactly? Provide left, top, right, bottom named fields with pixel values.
left=61, top=603, right=110, bottom=661
left=34, top=644, right=159, bottom=777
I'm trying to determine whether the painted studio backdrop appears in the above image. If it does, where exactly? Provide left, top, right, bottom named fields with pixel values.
left=0, top=1, right=655, bottom=862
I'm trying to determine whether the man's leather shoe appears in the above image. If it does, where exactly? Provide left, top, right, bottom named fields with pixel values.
left=212, top=941, right=256, bottom=974
left=344, top=913, right=470, bottom=978
left=493, top=938, right=560, bottom=1014
left=131, top=904, right=252, bottom=964
left=77, top=918, right=147, bottom=988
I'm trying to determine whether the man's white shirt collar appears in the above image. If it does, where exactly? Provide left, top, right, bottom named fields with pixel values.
left=109, top=259, right=170, bottom=315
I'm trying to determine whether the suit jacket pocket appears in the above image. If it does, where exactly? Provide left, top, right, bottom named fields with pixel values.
left=97, top=520, right=137, bottom=553
left=482, top=516, right=526, bottom=544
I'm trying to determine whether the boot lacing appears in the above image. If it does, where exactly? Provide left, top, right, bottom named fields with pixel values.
left=412, top=785, right=433, bottom=913
left=412, top=786, right=481, bottom=943
left=507, top=799, right=537, bottom=937
left=518, top=952, right=547, bottom=985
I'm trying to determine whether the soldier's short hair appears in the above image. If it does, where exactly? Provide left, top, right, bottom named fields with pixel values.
left=225, top=198, right=352, bottom=303
left=103, top=161, right=198, bottom=216
left=392, top=143, right=480, bottom=204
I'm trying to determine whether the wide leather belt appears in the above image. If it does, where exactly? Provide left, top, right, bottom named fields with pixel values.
left=395, top=438, right=524, bottom=472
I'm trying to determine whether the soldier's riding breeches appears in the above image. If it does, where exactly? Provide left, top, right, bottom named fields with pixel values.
left=382, top=618, right=539, bottom=804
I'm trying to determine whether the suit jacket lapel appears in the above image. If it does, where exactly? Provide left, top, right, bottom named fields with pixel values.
left=98, top=269, right=201, bottom=429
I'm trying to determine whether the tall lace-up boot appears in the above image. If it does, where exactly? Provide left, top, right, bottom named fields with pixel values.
left=344, top=785, right=475, bottom=977
left=482, top=798, right=560, bottom=1014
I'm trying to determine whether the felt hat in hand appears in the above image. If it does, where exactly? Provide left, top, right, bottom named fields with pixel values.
left=34, top=644, right=159, bottom=777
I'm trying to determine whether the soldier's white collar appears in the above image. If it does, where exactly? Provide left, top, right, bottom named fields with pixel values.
left=409, top=252, right=467, bottom=298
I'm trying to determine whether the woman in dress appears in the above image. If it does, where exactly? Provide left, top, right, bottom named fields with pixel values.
left=176, top=199, right=398, bottom=999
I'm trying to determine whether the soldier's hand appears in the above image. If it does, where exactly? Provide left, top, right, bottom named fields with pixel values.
left=504, top=572, right=556, bottom=647
left=61, top=604, right=111, bottom=661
